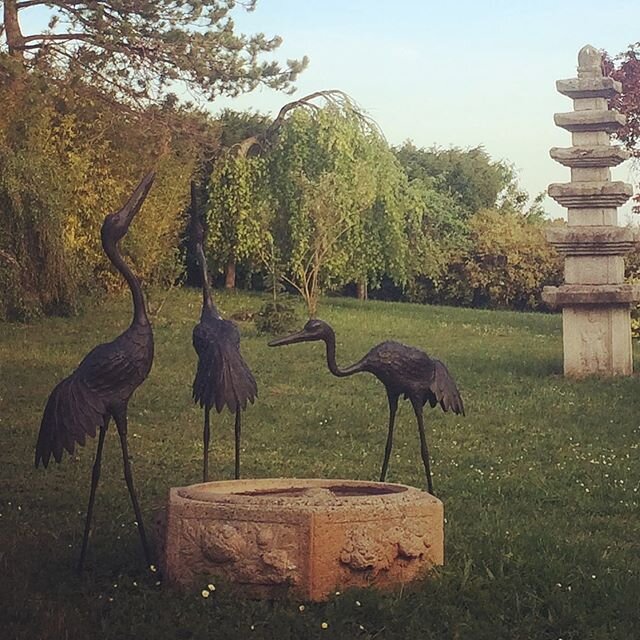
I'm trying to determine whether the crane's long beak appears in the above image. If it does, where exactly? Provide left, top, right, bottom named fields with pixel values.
left=268, top=329, right=312, bottom=347
left=119, top=171, right=156, bottom=228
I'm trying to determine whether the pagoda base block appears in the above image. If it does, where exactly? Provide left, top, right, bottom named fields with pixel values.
left=562, top=305, right=633, bottom=377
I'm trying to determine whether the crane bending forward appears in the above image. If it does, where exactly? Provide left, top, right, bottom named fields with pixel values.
left=190, top=186, right=257, bottom=482
left=269, top=319, right=464, bottom=494
left=35, top=173, right=156, bottom=571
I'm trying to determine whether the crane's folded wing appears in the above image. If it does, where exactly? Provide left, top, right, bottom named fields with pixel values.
left=35, top=374, right=107, bottom=467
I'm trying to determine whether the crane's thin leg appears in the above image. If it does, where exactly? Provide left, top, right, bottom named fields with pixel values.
left=234, top=410, right=241, bottom=480
left=203, top=406, right=211, bottom=483
left=380, top=392, right=399, bottom=482
left=411, top=398, right=434, bottom=495
left=114, top=412, right=154, bottom=568
left=78, top=418, right=109, bottom=572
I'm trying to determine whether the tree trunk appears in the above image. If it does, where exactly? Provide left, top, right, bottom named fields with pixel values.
left=225, top=259, right=236, bottom=289
left=4, top=0, right=26, bottom=58
left=356, top=280, right=368, bottom=300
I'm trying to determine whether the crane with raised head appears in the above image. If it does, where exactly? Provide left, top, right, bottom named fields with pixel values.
left=269, top=319, right=464, bottom=494
left=35, top=172, right=156, bottom=571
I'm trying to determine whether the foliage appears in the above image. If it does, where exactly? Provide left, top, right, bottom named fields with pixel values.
left=0, top=0, right=308, bottom=107
left=392, top=141, right=558, bottom=311
left=1, top=290, right=639, bottom=639
left=394, top=141, right=524, bottom=217
left=254, top=299, right=299, bottom=335
left=624, top=231, right=640, bottom=338
left=0, top=61, right=196, bottom=320
left=456, top=210, right=563, bottom=310
left=264, top=105, right=412, bottom=315
left=206, top=153, right=271, bottom=281
left=604, top=44, right=640, bottom=212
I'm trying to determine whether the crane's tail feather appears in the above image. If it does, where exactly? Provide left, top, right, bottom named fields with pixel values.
left=35, top=376, right=106, bottom=468
left=428, top=360, right=465, bottom=416
left=192, top=343, right=257, bottom=414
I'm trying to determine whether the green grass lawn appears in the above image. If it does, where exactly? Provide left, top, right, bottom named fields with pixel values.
left=1, top=289, right=639, bottom=639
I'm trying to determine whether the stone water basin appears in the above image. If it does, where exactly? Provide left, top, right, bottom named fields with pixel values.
left=162, top=478, right=443, bottom=601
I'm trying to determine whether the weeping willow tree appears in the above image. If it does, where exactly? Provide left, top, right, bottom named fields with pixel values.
left=205, top=91, right=446, bottom=314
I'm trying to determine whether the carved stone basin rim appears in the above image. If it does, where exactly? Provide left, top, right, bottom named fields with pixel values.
left=177, top=477, right=430, bottom=508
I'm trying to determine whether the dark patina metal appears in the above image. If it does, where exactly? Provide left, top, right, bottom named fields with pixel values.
left=35, top=172, right=156, bottom=571
left=269, top=319, right=465, bottom=494
left=190, top=183, right=257, bottom=482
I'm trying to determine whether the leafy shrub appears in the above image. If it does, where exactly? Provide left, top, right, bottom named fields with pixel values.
left=434, top=210, right=563, bottom=310
left=254, top=300, right=299, bottom=336
left=0, top=61, right=197, bottom=321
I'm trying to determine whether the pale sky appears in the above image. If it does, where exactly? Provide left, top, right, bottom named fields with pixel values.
left=17, top=0, right=640, bottom=219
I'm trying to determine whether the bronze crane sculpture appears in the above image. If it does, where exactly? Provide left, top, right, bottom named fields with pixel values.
left=190, top=186, right=257, bottom=482
left=269, top=319, right=464, bottom=494
left=35, top=172, right=156, bottom=571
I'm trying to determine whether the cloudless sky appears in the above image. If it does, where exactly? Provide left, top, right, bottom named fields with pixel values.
left=18, top=0, right=640, bottom=218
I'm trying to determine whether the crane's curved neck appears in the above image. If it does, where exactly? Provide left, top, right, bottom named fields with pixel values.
left=322, top=329, right=362, bottom=377
left=196, top=243, right=221, bottom=320
left=105, top=242, right=148, bottom=326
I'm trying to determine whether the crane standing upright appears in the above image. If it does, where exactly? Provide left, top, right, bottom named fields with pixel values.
left=269, top=319, right=465, bottom=494
left=35, top=172, right=156, bottom=571
left=190, top=185, right=257, bottom=482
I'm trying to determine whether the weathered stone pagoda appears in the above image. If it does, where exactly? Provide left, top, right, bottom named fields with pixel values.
left=543, top=44, right=640, bottom=376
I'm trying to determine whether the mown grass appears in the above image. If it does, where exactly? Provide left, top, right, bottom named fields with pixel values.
left=0, top=289, right=639, bottom=640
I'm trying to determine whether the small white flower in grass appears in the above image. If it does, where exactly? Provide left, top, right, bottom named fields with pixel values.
left=355, top=600, right=361, bottom=606
left=108, top=597, right=114, bottom=602
left=335, top=591, right=341, bottom=595
left=321, top=622, right=329, bottom=629
left=207, top=583, right=216, bottom=591
left=591, top=574, right=596, bottom=579
left=201, top=589, right=210, bottom=598
left=132, top=581, right=137, bottom=587
left=298, top=605, right=305, bottom=612
left=155, top=581, right=161, bottom=586
left=113, top=584, right=118, bottom=589
left=149, top=564, right=157, bottom=572
left=359, top=625, right=365, bottom=631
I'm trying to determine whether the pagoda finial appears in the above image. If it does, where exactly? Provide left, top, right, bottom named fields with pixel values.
left=577, top=44, right=602, bottom=79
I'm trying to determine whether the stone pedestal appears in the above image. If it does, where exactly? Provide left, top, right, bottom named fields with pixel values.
left=542, top=45, right=639, bottom=376
left=161, top=478, right=443, bottom=601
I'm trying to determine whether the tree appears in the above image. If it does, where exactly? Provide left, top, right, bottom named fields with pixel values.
left=264, top=104, right=413, bottom=315
left=604, top=43, right=640, bottom=212
left=0, top=62, right=197, bottom=320
left=447, top=210, right=563, bottom=310
left=1, top=0, right=308, bottom=106
left=394, top=142, right=522, bottom=217
left=206, top=152, right=270, bottom=288
left=200, top=109, right=271, bottom=289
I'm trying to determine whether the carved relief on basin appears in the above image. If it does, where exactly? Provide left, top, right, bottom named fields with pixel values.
left=162, top=478, right=443, bottom=601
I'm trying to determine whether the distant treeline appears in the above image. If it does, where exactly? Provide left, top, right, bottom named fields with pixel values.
left=4, top=54, right=640, bottom=321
